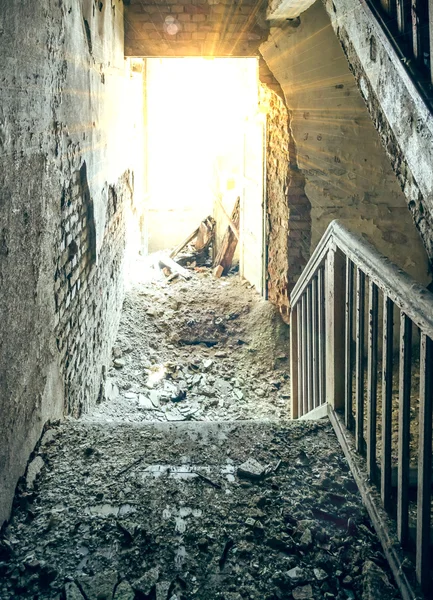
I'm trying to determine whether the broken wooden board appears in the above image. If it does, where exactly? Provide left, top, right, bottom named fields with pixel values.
left=213, top=197, right=240, bottom=277
left=169, top=228, right=199, bottom=259
left=159, top=255, right=192, bottom=280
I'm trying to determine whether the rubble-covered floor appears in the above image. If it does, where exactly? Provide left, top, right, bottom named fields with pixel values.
left=0, top=420, right=400, bottom=600
left=87, top=265, right=291, bottom=424
left=0, top=264, right=402, bottom=599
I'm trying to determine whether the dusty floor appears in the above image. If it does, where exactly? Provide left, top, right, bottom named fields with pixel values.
left=0, top=264, right=401, bottom=600
left=88, top=262, right=291, bottom=424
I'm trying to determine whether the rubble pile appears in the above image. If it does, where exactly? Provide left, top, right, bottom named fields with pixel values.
left=89, top=268, right=291, bottom=424
left=0, top=421, right=400, bottom=600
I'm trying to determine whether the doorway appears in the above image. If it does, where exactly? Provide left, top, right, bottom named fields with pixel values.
left=144, top=57, right=266, bottom=295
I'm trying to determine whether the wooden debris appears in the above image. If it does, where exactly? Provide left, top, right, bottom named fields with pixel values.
left=169, top=216, right=215, bottom=260
left=213, top=265, right=224, bottom=278
left=213, top=197, right=240, bottom=277
left=170, top=228, right=199, bottom=260
left=159, top=255, right=192, bottom=280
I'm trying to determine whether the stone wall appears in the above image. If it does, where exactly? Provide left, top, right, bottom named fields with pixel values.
left=124, top=0, right=269, bottom=57
left=0, top=0, right=141, bottom=526
left=259, top=2, right=431, bottom=285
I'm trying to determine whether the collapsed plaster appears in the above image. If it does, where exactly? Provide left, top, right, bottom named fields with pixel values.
left=0, top=0, right=143, bottom=526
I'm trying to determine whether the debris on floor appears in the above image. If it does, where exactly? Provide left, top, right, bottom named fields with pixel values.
left=87, top=264, right=291, bottom=425
left=213, top=197, right=240, bottom=278
left=0, top=420, right=401, bottom=600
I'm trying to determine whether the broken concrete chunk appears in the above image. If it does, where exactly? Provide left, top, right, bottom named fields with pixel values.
left=26, top=456, right=45, bottom=490
left=78, top=570, right=118, bottom=600
left=237, top=458, right=265, bottom=480
left=133, top=567, right=160, bottom=595
left=362, top=560, right=395, bottom=600
left=292, top=584, right=313, bottom=599
left=314, top=567, right=328, bottom=581
left=64, top=582, right=85, bottom=600
left=287, top=567, right=304, bottom=580
left=299, top=528, right=313, bottom=548
left=138, top=395, right=155, bottom=410
left=113, top=358, right=126, bottom=369
left=113, top=580, right=135, bottom=600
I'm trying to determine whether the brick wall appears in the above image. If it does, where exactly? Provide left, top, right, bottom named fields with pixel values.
left=124, top=0, right=269, bottom=57
left=261, top=83, right=311, bottom=322
left=54, top=167, right=133, bottom=417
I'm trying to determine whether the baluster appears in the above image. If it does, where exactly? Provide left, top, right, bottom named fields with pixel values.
left=307, top=284, right=313, bottom=413
left=367, top=281, right=379, bottom=482
left=291, top=303, right=300, bottom=419
left=318, top=267, right=326, bottom=405
left=345, top=257, right=354, bottom=429
left=397, top=313, right=412, bottom=547
left=381, top=295, right=394, bottom=511
left=411, top=0, right=422, bottom=60
left=355, top=269, right=366, bottom=454
left=396, top=0, right=411, bottom=34
left=312, top=276, right=319, bottom=409
left=297, top=304, right=303, bottom=418
left=429, top=0, right=433, bottom=84
left=325, top=249, right=345, bottom=411
left=416, top=334, right=433, bottom=590
left=301, top=293, right=308, bottom=417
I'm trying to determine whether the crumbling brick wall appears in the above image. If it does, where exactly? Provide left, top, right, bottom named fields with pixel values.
left=261, top=83, right=311, bottom=322
left=124, top=0, right=269, bottom=57
left=55, top=169, right=133, bottom=417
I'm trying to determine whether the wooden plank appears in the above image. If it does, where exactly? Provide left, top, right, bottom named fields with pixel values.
left=297, top=303, right=303, bottom=419
left=325, top=249, right=346, bottom=411
left=312, top=276, right=319, bottom=409
left=416, top=333, right=433, bottom=590
left=318, top=267, right=326, bottom=406
left=367, top=281, right=379, bottom=482
left=301, top=293, right=308, bottom=417
left=355, top=268, right=366, bottom=454
left=306, top=284, right=313, bottom=413
left=345, top=257, right=354, bottom=430
left=290, top=303, right=299, bottom=419
left=213, top=195, right=239, bottom=240
left=213, top=197, right=240, bottom=276
left=170, top=228, right=199, bottom=259
left=381, top=295, right=394, bottom=511
left=397, top=312, right=412, bottom=547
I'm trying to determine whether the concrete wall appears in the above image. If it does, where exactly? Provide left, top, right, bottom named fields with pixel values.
left=322, top=0, right=433, bottom=264
left=260, top=2, right=431, bottom=285
left=0, top=0, right=141, bottom=526
left=124, top=0, right=269, bottom=57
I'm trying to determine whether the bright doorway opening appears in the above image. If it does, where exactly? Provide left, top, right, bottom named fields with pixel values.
left=144, top=57, right=266, bottom=296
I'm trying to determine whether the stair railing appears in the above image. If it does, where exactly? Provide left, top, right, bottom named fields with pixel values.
left=290, top=219, right=433, bottom=591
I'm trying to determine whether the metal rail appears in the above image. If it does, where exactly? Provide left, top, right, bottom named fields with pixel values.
left=290, top=219, right=433, bottom=592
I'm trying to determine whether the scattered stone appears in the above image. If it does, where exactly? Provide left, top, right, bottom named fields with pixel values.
left=26, top=456, right=45, bottom=490
left=287, top=567, right=304, bottom=580
left=64, top=582, right=85, bottom=600
left=362, top=560, right=395, bottom=600
left=292, top=584, right=313, bottom=599
left=299, top=528, right=313, bottom=548
left=215, top=351, right=227, bottom=358
left=237, top=458, right=265, bottom=480
left=113, top=580, right=135, bottom=600
left=113, top=358, right=126, bottom=369
left=314, top=568, right=328, bottom=581
left=138, top=395, right=155, bottom=410
left=133, top=567, right=160, bottom=596
left=78, top=570, right=118, bottom=600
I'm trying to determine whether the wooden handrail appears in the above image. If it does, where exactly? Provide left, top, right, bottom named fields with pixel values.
left=291, top=220, right=433, bottom=339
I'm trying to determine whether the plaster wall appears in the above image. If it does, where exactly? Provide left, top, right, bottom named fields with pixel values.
left=0, top=0, right=141, bottom=526
left=260, top=2, right=431, bottom=285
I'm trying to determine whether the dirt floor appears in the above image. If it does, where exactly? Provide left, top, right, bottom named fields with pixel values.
left=0, top=261, right=402, bottom=600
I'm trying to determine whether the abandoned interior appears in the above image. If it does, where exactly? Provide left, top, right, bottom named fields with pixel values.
left=1, top=0, right=433, bottom=599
